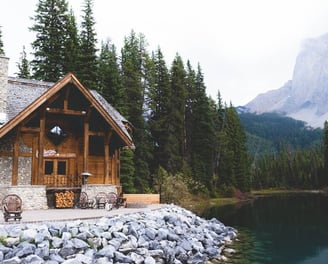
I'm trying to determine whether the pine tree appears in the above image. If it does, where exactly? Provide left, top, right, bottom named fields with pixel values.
left=167, top=54, right=187, bottom=174
left=0, top=26, right=4, bottom=55
left=16, top=46, right=31, bottom=78
left=63, top=9, right=80, bottom=75
left=184, top=61, right=196, bottom=167
left=148, top=48, right=171, bottom=171
left=214, top=102, right=233, bottom=192
left=78, top=0, right=98, bottom=90
left=97, top=40, right=135, bottom=192
left=225, top=105, right=250, bottom=192
left=30, top=0, right=71, bottom=81
left=323, top=120, right=328, bottom=185
left=120, top=148, right=136, bottom=193
left=121, top=31, right=153, bottom=192
left=189, top=64, right=217, bottom=192
left=97, top=40, right=126, bottom=114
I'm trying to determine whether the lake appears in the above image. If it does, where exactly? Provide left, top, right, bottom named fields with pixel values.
left=201, top=192, right=328, bottom=264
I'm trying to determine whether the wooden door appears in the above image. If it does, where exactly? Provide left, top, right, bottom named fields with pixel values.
left=44, top=158, right=76, bottom=187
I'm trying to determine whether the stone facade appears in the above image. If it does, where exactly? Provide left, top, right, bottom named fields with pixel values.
left=0, top=132, right=32, bottom=186
left=18, top=157, right=32, bottom=185
left=0, top=132, right=14, bottom=185
left=0, top=156, right=12, bottom=185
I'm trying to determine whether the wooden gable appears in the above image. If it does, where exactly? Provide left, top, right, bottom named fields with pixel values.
left=0, top=73, right=133, bottom=147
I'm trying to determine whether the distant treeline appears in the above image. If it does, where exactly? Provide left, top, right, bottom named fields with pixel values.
left=240, top=112, right=328, bottom=189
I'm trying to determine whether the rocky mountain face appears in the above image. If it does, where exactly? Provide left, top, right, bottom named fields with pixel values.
left=244, top=33, right=328, bottom=128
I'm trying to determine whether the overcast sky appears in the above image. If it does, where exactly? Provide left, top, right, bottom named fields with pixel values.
left=1, top=0, right=328, bottom=106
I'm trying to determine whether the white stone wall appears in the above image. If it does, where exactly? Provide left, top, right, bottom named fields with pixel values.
left=81, top=184, right=118, bottom=200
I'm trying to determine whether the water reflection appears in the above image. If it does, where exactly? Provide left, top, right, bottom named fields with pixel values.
left=201, top=193, right=328, bottom=264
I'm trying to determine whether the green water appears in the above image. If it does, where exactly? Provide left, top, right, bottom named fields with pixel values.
left=201, top=192, right=328, bottom=264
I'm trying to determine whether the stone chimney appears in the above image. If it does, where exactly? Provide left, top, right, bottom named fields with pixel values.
left=0, top=56, right=9, bottom=125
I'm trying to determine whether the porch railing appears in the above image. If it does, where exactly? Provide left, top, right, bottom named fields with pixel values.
left=44, top=175, right=82, bottom=188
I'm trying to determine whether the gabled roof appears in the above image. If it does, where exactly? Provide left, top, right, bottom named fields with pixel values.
left=0, top=73, right=134, bottom=148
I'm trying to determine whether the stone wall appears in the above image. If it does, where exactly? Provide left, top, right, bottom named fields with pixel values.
left=81, top=184, right=118, bottom=200
left=0, top=185, right=48, bottom=210
left=0, top=156, right=12, bottom=185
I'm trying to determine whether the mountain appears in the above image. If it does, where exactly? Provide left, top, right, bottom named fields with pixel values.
left=244, top=33, right=328, bottom=128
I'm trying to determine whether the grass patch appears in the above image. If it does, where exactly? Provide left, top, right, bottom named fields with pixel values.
left=251, top=188, right=319, bottom=195
left=180, top=195, right=241, bottom=215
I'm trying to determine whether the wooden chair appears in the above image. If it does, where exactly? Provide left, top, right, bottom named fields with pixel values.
left=95, top=192, right=108, bottom=209
left=107, top=192, right=126, bottom=209
left=116, top=192, right=127, bottom=208
left=2, top=194, right=23, bottom=222
left=106, top=192, right=118, bottom=210
left=78, top=192, right=94, bottom=209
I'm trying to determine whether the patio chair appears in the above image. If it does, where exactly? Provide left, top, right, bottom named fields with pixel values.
left=95, top=192, right=108, bottom=209
left=78, top=192, right=94, bottom=209
left=2, top=194, right=23, bottom=222
left=106, top=192, right=126, bottom=209
left=106, top=192, right=118, bottom=210
left=115, top=192, right=127, bottom=208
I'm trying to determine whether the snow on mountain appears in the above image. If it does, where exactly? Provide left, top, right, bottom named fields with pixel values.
left=244, top=33, right=328, bottom=128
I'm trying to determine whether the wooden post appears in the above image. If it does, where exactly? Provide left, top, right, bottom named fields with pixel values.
left=104, top=130, right=112, bottom=184
left=12, top=127, right=20, bottom=185
left=83, top=116, right=89, bottom=173
left=31, top=136, right=38, bottom=185
left=38, top=112, right=45, bottom=184
left=117, top=150, right=121, bottom=186
left=112, top=149, right=118, bottom=185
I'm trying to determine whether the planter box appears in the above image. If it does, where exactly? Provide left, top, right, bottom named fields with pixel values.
left=123, top=194, right=160, bottom=204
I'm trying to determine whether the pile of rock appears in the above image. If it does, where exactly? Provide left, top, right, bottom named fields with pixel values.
left=0, top=205, right=237, bottom=263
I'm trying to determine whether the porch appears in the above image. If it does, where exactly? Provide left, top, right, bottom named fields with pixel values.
left=0, top=184, right=119, bottom=210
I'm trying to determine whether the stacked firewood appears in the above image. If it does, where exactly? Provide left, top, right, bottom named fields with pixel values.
left=55, top=191, right=74, bottom=208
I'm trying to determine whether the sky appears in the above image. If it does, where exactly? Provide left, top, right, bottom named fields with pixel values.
left=1, top=0, right=328, bottom=106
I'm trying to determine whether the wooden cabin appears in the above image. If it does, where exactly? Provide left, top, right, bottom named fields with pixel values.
left=0, top=56, right=134, bottom=209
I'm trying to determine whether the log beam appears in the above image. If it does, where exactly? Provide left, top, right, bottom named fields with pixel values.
left=104, top=130, right=112, bottom=184
left=12, top=127, right=20, bottom=185
left=38, top=110, right=45, bottom=184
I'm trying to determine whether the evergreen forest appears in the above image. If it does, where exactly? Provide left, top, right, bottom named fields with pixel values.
left=1, top=0, right=328, bottom=200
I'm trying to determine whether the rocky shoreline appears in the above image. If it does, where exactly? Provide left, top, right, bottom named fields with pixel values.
left=0, top=205, right=237, bottom=263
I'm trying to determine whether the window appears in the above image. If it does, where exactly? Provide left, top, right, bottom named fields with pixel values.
left=44, top=160, right=67, bottom=175
left=45, top=161, right=54, bottom=175
left=57, top=161, right=67, bottom=175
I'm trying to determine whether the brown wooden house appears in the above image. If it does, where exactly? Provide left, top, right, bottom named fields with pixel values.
left=0, top=56, right=134, bottom=209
